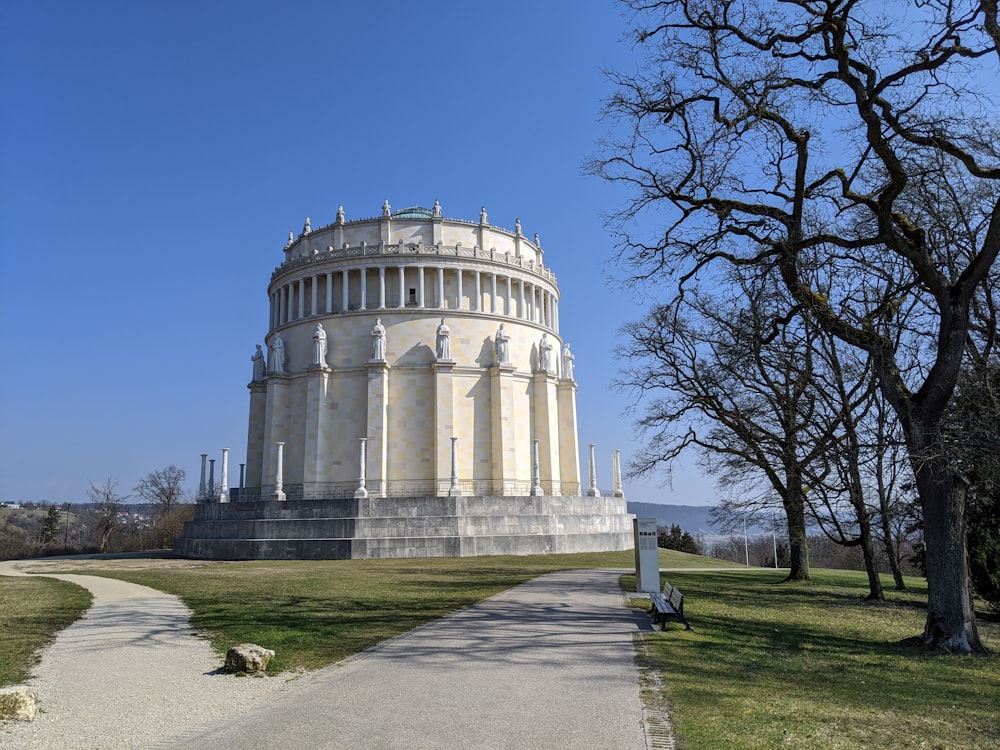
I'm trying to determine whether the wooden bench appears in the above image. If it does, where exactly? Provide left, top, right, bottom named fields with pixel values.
left=648, top=580, right=692, bottom=631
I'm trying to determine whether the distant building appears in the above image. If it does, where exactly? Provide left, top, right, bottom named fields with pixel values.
left=175, top=200, right=632, bottom=560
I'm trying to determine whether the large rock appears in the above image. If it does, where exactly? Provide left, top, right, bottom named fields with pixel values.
left=224, top=643, right=274, bottom=675
left=0, top=686, right=38, bottom=721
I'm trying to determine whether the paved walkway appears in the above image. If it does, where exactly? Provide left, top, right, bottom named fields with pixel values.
left=2, top=564, right=653, bottom=749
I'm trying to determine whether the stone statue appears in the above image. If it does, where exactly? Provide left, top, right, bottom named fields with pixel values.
left=515, top=217, right=522, bottom=235
left=382, top=199, right=391, bottom=217
left=336, top=204, right=345, bottom=223
left=534, top=232, right=541, bottom=247
left=312, top=324, right=328, bottom=366
left=286, top=231, right=294, bottom=248
left=251, top=344, right=266, bottom=381
left=562, top=342, right=574, bottom=380
left=303, top=216, right=311, bottom=234
left=480, top=206, right=488, bottom=224
left=436, top=318, right=451, bottom=360
left=494, top=323, right=510, bottom=365
left=371, top=318, right=386, bottom=361
left=539, top=333, right=553, bottom=373
left=268, top=333, right=285, bottom=374
left=432, top=199, right=442, bottom=218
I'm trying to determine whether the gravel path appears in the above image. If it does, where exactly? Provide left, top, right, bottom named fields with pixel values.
left=0, top=561, right=291, bottom=749
left=1, top=561, right=654, bottom=749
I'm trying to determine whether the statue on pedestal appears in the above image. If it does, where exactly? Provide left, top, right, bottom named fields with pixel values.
left=312, top=324, right=328, bottom=366
left=371, top=318, right=386, bottom=361
left=495, top=323, right=510, bottom=365
left=436, top=318, right=451, bottom=360
left=268, top=333, right=285, bottom=374
left=562, top=343, right=575, bottom=380
left=539, top=333, right=553, bottom=373
left=251, top=344, right=266, bottom=381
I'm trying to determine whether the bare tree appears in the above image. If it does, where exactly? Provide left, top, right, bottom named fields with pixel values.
left=134, top=465, right=187, bottom=517
left=88, top=478, right=126, bottom=553
left=593, top=0, right=999, bottom=654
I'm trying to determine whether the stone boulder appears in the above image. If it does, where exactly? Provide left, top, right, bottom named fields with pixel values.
left=224, top=643, right=274, bottom=675
left=0, top=686, right=38, bottom=721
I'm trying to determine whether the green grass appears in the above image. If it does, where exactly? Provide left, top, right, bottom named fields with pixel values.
left=0, top=576, right=92, bottom=685
left=627, top=569, right=999, bottom=750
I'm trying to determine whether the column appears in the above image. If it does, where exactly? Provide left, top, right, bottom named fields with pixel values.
left=354, top=438, right=368, bottom=499
left=219, top=448, right=229, bottom=503
left=519, top=280, right=525, bottom=320
left=274, top=441, right=286, bottom=501
left=269, top=294, right=277, bottom=329
left=360, top=267, right=367, bottom=310
left=378, top=267, right=386, bottom=308
left=474, top=271, right=481, bottom=311
left=398, top=265, right=406, bottom=308
left=208, top=459, right=216, bottom=498
left=613, top=449, right=625, bottom=497
left=238, top=463, right=245, bottom=495
left=505, top=277, right=512, bottom=316
left=418, top=267, right=425, bottom=307
left=303, top=368, right=330, bottom=493
left=531, top=439, right=543, bottom=496
left=456, top=268, right=463, bottom=310
left=437, top=266, right=444, bottom=308
left=553, top=297, right=559, bottom=332
left=297, top=279, right=305, bottom=320
left=490, top=273, right=497, bottom=313
left=490, top=361, right=518, bottom=495
left=449, top=437, right=460, bottom=496
left=310, top=275, right=317, bottom=316
left=245, top=382, right=267, bottom=494
left=281, top=285, right=289, bottom=325
left=198, top=454, right=207, bottom=502
left=342, top=270, right=349, bottom=311
left=587, top=444, right=599, bottom=497
left=326, top=272, right=333, bottom=313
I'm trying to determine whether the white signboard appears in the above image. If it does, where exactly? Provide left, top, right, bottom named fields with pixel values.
left=633, top=518, right=660, bottom=593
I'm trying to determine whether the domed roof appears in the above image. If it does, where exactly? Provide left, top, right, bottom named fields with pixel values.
left=391, top=206, right=434, bottom=219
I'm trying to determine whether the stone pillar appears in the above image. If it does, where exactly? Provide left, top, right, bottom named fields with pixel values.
left=532, top=370, right=561, bottom=495
left=360, top=267, right=367, bottom=310
left=437, top=266, right=444, bottom=308
left=298, top=279, right=305, bottom=320
left=239, top=463, right=245, bottom=496
left=260, top=375, right=289, bottom=500
left=208, top=460, right=216, bottom=499
left=449, top=437, right=461, bottom=496
left=342, top=269, right=349, bottom=311
left=613, top=449, right=625, bottom=497
left=490, top=273, right=497, bottom=313
left=198, top=454, right=207, bottom=502
left=557, top=380, right=582, bottom=496
left=433, top=360, right=455, bottom=496
left=274, top=442, right=286, bottom=502
left=532, top=439, right=543, bottom=497
left=398, top=265, right=406, bottom=308
left=587, top=444, right=599, bottom=497
left=490, top=363, right=518, bottom=495
left=456, top=268, right=463, bottom=310
left=378, top=267, right=386, bottom=308
left=310, top=275, right=317, bottom=316
left=219, top=448, right=229, bottom=503
left=418, top=267, right=425, bottom=307
left=519, top=279, right=525, bottom=320
left=280, top=285, right=289, bottom=325
left=365, top=361, right=390, bottom=497
left=505, top=276, right=512, bottom=316
left=354, top=437, right=368, bottom=499
left=326, top=272, right=333, bottom=313
left=474, top=270, right=481, bottom=311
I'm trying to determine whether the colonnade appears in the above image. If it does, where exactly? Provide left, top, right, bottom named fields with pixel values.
left=268, top=265, right=559, bottom=332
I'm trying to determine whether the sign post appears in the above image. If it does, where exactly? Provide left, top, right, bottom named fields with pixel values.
left=633, top=517, right=660, bottom=593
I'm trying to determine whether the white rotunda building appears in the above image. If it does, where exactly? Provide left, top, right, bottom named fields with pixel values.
left=175, top=200, right=632, bottom=559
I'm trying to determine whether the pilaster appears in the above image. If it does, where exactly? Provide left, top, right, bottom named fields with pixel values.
left=303, top=366, right=331, bottom=488
left=366, top=361, right=390, bottom=497
left=490, top=363, right=518, bottom=495
left=433, top=361, right=456, bottom=495
left=557, top=379, right=582, bottom=495
left=532, top=371, right=561, bottom=495
left=245, top=382, right=268, bottom=491
left=261, top=374, right=290, bottom=497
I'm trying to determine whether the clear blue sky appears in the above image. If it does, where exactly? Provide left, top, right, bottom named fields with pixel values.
left=0, top=1, right=715, bottom=506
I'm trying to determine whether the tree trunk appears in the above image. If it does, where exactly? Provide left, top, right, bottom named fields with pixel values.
left=911, top=436, right=988, bottom=654
left=856, top=513, right=884, bottom=601
left=879, top=502, right=907, bottom=591
left=783, top=493, right=811, bottom=582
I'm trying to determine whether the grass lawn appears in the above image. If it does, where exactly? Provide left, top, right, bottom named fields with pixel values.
left=0, top=576, right=92, bottom=685
left=3, top=551, right=996, bottom=748
left=629, top=569, right=999, bottom=750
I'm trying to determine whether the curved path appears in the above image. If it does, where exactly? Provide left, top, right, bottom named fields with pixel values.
left=1, top=563, right=653, bottom=749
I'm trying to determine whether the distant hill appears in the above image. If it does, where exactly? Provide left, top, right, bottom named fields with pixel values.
left=626, top=502, right=721, bottom=535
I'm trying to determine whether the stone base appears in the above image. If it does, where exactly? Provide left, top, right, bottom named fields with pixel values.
left=173, top=495, right=634, bottom=561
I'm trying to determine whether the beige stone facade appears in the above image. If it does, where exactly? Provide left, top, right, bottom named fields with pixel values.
left=243, top=202, right=582, bottom=502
